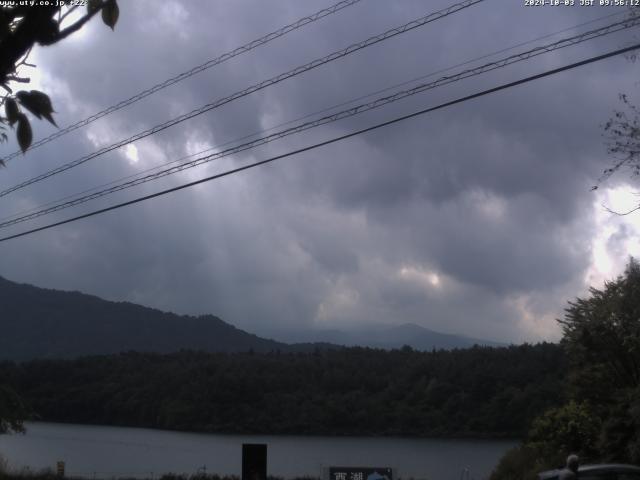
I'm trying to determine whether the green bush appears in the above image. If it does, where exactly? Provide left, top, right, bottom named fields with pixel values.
left=490, top=444, right=562, bottom=480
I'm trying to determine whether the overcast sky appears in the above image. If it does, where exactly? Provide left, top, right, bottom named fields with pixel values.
left=1, top=0, right=639, bottom=343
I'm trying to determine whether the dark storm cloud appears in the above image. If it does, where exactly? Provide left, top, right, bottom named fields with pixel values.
left=0, top=0, right=638, bottom=342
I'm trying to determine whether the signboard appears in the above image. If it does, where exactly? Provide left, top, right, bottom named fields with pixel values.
left=329, top=467, right=393, bottom=480
left=242, top=443, right=267, bottom=480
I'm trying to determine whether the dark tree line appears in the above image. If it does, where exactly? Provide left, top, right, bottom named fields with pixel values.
left=0, top=343, right=565, bottom=438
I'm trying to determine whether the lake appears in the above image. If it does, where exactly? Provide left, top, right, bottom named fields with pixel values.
left=0, top=423, right=516, bottom=480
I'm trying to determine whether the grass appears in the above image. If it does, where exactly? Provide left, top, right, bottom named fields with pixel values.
left=0, top=471, right=321, bottom=480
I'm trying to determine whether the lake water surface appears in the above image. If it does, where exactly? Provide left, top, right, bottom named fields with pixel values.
left=0, top=423, right=516, bottom=480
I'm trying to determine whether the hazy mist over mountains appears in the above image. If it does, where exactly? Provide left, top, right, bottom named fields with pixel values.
left=0, top=276, right=504, bottom=361
left=273, top=322, right=505, bottom=350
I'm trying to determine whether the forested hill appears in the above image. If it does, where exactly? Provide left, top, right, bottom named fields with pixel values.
left=0, top=276, right=297, bottom=360
left=0, top=276, right=499, bottom=360
left=1, top=343, right=566, bottom=438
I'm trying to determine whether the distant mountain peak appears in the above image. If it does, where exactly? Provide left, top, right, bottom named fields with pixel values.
left=277, top=321, right=504, bottom=351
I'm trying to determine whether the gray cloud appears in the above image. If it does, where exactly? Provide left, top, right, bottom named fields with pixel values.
left=0, top=0, right=638, bottom=343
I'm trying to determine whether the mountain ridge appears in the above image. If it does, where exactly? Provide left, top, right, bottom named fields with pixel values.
left=0, top=275, right=295, bottom=360
left=275, top=321, right=505, bottom=351
left=0, top=275, right=502, bottom=360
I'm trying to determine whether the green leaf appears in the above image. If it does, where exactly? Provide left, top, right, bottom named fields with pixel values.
left=87, top=0, right=102, bottom=14
left=16, top=90, right=57, bottom=127
left=4, top=98, right=18, bottom=126
left=16, top=113, right=32, bottom=153
left=29, top=90, right=56, bottom=127
left=101, top=0, right=119, bottom=30
left=16, top=91, right=41, bottom=120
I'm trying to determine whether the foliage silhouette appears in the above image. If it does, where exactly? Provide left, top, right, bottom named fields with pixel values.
left=492, top=258, right=640, bottom=479
left=0, top=343, right=565, bottom=438
left=0, top=1, right=118, bottom=158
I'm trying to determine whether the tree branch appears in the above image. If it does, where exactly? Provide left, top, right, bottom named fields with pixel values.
left=6, top=75, right=29, bottom=83
left=0, top=6, right=58, bottom=84
left=58, top=5, right=79, bottom=24
left=15, top=46, right=32, bottom=68
left=53, top=5, right=103, bottom=42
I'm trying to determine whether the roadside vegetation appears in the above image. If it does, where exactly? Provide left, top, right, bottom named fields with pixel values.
left=491, top=259, right=640, bottom=479
left=0, top=471, right=318, bottom=480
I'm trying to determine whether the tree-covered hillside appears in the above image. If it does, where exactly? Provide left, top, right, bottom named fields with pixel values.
left=0, top=276, right=494, bottom=359
left=1, top=343, right=565, bottom=437
left=0, top=276, right=292, bottom=360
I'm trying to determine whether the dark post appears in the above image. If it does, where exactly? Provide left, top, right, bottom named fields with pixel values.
left=242, top=443, right=267, bottom=480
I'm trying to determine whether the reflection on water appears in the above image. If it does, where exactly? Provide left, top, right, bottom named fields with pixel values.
left=0, top=423, right=516, bottom=480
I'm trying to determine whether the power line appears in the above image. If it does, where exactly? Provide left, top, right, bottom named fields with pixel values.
left=0, top=0, right=365, bottom=164
left=2, top=15, right=637, bottom=229
left=1, top=41, right=638, bottom=244
left=0, top=0, right=484, bottom=199
left=1, top=10, right=624, bottom=226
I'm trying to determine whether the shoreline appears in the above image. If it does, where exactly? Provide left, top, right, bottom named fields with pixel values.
left=1, top=472, right=313, bottom=480
left=0, top=423, right=514, bottom=480
left=17, top=421, right=521, bottom=442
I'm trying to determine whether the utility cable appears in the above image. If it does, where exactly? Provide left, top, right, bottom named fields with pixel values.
left=3, top=6, right=625, bottom=219
left=1, top=41, right=638, bottom=244
left=0, top=0, right=365, bottom=163
left=3, top=7, right=623, bottom=225
left=1, top=15, right=637, bottom=229
left=0, top=0, right=483, bottom=199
